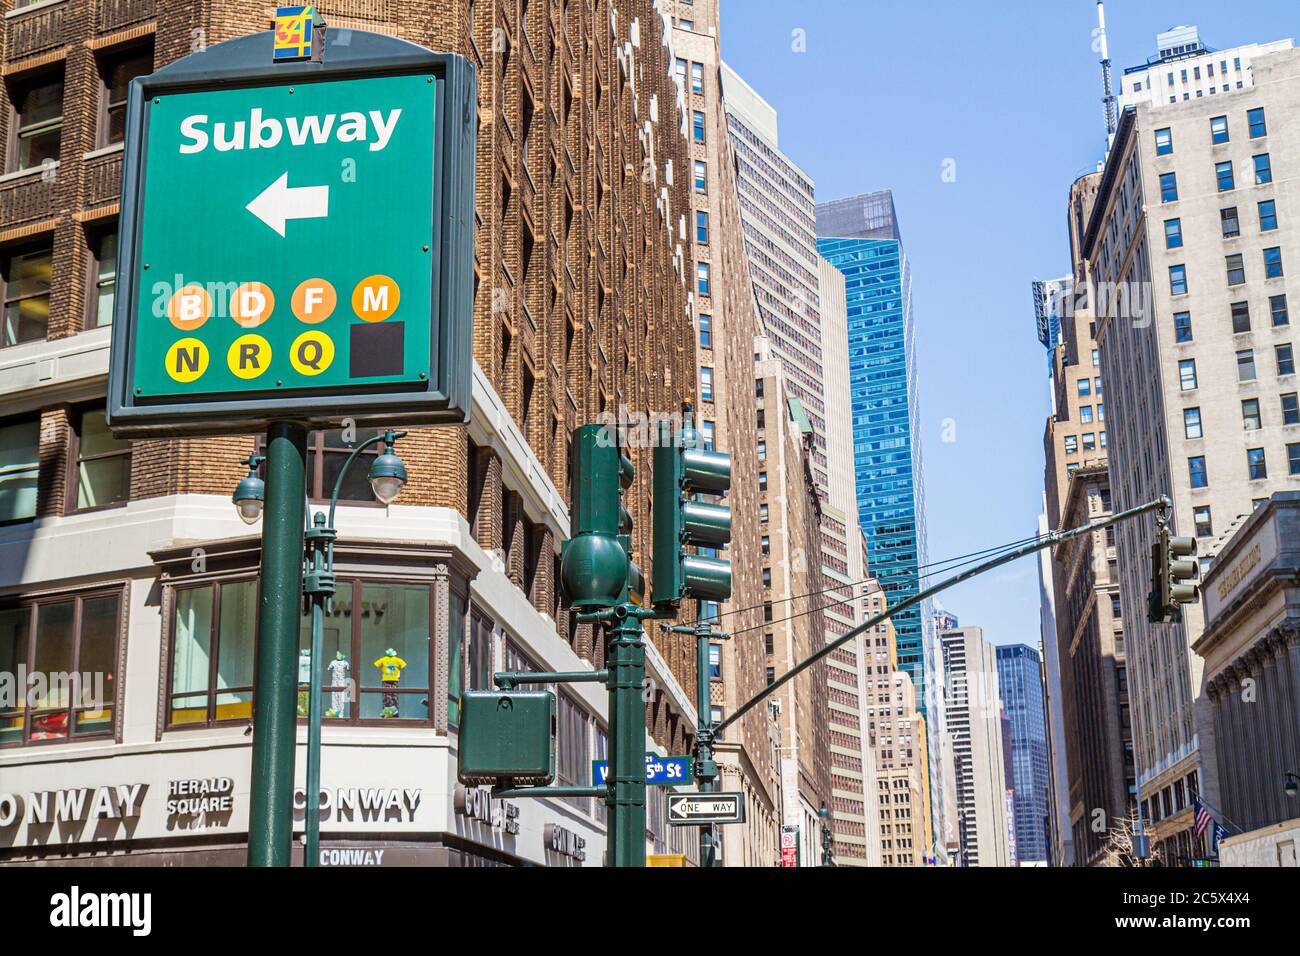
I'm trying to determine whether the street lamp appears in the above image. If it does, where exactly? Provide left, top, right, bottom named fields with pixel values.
left=1285, top=772, right=1299, bottom=799
left=233, top=429, right=408, bottom=868
left=232, top=454, right=266, bottom=524
left=819, top=801, right=834, bottom=867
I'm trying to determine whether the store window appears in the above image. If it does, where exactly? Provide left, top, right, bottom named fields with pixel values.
left=0, top=587, right=124, bottom=746
left=2, top=243, right=53, bottom=348
left=168, top=579, right=258, bottom=726
left=0, top=417, right=40, bottom=523
left=69, top=407, right=131, bottom=511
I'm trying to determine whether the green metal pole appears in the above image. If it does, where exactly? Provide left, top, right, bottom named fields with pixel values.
left=248, top=421, right=308, bottom=867
left=607, top=606, right=647, bottom=867
left=696, top=606, right=717, bottom=868
left=304, top=513, right=327, bottom=868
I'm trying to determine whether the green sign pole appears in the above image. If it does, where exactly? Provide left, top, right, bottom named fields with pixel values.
left=606, top=606, right=649, bottom=868
left=695, top=606, right=719, bottom=868
left=248, top=421, right=307, bottom=867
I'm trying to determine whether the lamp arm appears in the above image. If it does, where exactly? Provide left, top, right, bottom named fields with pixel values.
left=327, top=429, right=408, bottom=528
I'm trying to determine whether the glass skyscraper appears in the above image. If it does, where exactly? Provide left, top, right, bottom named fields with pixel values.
left=995, top=644, right=1051, bottom=864
left=816, top=191, right=931, bottom=715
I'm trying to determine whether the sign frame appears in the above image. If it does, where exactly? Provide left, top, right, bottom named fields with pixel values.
left=665, top=792, right=746, bottom=827
left=107, top=27, right=477, bottom=437
left=591, top=753, right=693, bottom=787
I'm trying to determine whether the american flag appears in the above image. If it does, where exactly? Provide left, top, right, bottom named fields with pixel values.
left=1193, top=799, right=1212, bottom=838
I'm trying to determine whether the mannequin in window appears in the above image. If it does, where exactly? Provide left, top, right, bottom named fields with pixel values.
left=326, top=651, right=351, bottom=718
left=373, top=647, right=407, bottom=718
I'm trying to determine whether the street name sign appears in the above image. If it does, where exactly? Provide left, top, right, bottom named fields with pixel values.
left=591, top=754, right=693, bottom=787
left=666, top=792, right=746, bottom=826
left=107, top=28, right=476, bottom=437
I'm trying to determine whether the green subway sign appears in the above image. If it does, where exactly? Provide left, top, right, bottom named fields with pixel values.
left=108, top=29, right=476, bottom=437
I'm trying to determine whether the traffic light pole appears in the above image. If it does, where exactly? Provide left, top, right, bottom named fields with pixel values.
left=713, top=495, right=1174, bottom=741
left=248, top=421, right=308, bottom=868
left=605, top=604, right=653, bottom=868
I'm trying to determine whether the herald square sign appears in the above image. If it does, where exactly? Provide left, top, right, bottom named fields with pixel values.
left=107, top=28, right=477, bottom=437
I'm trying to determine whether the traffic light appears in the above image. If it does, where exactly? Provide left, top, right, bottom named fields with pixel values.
left=1148, top=525, right=1199, bottom=622
left=560, top=424, right=642, bottom=609
left=651, top=418, right=732, bottom=608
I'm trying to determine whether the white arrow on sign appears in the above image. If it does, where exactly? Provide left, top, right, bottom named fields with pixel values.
left=245, top=172, right=330, bottom=236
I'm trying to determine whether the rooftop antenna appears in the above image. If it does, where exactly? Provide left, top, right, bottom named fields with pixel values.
left=1097, top=1, right=1118, bottom=137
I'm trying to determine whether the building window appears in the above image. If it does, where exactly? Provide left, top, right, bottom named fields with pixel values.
left=9, top=71, right=64, bottom=172
left=700, top=366, right=713, bottom=402
left=98, top=45, right=152, bottom=147
left=1270, top=295, right=1290, bottom=327
left=1264, top=247, right=1284, bottom=279
left=1215, top=160, right=1235, bottom=192
left=0, top=587, right=123, bottom=746
left=696, top=261, right=710, bottom=296
left=1289, top=443, right=1300, bottom=476
left=758, top=470, right=767, bottom=491
left=1248, top=107, right=1267, bottom=138
left=701, top=419, right=715, bottom=450
left=1210, top=114, right=1229, bottom=144
left=1160, top=172, right=1178, bottom=202
left=1188, top=456, right=1208, bottom=488
left=698, top=313, right=711, bottom=348
left=692, top=110, right=705, bottom=142
left=1247, top=447, right=1267, bottom=480
left=1221, top=206, right=1240, bottom=238
left=1231, top=301, right=1251, bottom=334
left=0, top=417, right=40, bottom=523
left=696, top=209, right=709, bottom=244
left=89, top=228, right=117, bottom=328
left=1193, top=506, right=1213, bottom=538
left=1179, top=358, right=1198, bottom=390
left=1173, top=311, right=1193, bottom=342
left=1281, top=392, right=1299, bottom=426
left=756, top=439, right=766, bottom=461
left=708, top=643, right=722, bottom=679
left=1279, top=344, right=1296, bottom=376
left=1155, top=127, right=1173, bottom=155
left=1164, top=218, right=1182, bottom=249
left=1242, top=398, right=1262, bottom=431
left=556, top=692, right=592, bottom=812
left=693, top=160, right=706, bottom=192
left=1226, top=253, right=1245, bottom=286
left=257, top=429, right=386, bottom=503
left=1183, top=407, right=1203, bottom=439
left=2, top=243, right=53, bottom=348
left=759, top=503, right=768, bottom=523
left=1253, top=153, right=1273, bottom=185
left=1064, top=435, right=1078, bottom=454
left=1259, top=200, right=1279, bottom=232
left=690, top=62, right=704, bottom=94
left=760, top=535, right=770, bottom=557
left=674, top=58, right=686, bottom=85
left=1080, top=405, right=1094, bottom=423
left=69, top=408, right=130, bottom=511
left=1169, top=264, right=1188, bottom=296
left=1237, top=349, right=1257, bottom=381
left=1082, top=432, right=1096, bottom=451
left=1077, top=378, right=1091, bottom=397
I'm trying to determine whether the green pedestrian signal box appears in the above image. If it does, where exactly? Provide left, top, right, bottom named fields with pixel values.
left=457, top=690, right=556, bottom=787
left=651, top=417, right=732, bottom=608
left=106, top=28, right=476, bottom=437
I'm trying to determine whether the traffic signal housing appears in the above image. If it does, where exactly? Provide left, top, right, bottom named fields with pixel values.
left=560, top=424, right=642, bottom=609
left=1148, top=526, right=1200, bottom=622
left=651, top=419, right=732, bottom=608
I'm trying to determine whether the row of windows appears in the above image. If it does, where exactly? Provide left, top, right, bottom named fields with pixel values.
left=1186, top=443, right=1300, bottom=488
left=1157, top=153, right=1273, bottom=202
left=1163, top=199, right=1277, bottom=249
left=1153, top=106, right=1266, bottom=155
left=6, top=42, right=153, bottom=174
left=2, top=229, right=117, bottom=350
left=1181, top=393, right=1299, bottom=439
left=1177, top=345, right=1295, bottom=391
left=1168, top=247, right=1285, bottom=295
left=0, top=407, right=130, bottom=523
left=1173, top=296, right=1290, bottom=342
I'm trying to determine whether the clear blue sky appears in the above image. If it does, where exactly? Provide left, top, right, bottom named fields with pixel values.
left=718, top=0, right=1299, bottom=647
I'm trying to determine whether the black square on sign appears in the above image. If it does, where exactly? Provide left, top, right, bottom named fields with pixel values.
left=350, top=321, right=405, bottom=378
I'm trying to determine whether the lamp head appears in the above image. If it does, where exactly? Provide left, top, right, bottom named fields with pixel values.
left=233, top=454, right=266, bottom=525
left=368, top=431, right=407, bottom=505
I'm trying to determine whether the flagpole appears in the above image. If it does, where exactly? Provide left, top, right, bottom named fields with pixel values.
left=1191, top=788, right=1247, bottom=835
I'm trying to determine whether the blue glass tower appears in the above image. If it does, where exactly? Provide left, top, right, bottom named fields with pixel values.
left=995, top=644, right=1051, bottom=863
left=816, top=191, right=931, bottom=716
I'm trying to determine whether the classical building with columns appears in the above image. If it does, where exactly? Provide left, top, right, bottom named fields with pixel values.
left=1194, top=492, right=1300, bottom=865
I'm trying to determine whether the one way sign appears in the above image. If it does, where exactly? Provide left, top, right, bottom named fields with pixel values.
left=666, top=792, right=747, bottom=826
